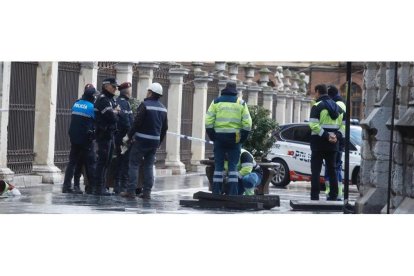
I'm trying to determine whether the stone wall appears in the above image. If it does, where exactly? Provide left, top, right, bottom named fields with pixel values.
left=356, top=62, right=414, bottom=213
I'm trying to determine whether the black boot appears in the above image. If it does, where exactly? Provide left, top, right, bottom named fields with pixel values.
left=113, top=180, right=121, bottom=195
left=138, top=190, right=151, bottom=200
left=85, top=185, right=93, bottom=195
left=93, top=186, right=112, bottom=196
left=62, top=186, right=74, bottom=193
left=135, top=187, right=142, bottom=195
left=73, top=186, right=84, bottom=195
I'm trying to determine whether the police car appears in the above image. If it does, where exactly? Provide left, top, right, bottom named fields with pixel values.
left=266, top=123, right=362, bottom=189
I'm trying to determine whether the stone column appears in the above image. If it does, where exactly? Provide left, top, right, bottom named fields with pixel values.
left=78, top=62, right=98, bottom=98
left=396, top=62, right=411, bottom=119
left=262, top=86, right=274, bottom=118
left=291, top=72, right=301, bottom=123
left=390, top=62, right=414, bottom=213
left=228, top=62, right=239, bottom=81
left=115, top=62, right=134, bottom=97
left=165, top=67, right=189, bottom=175
left=192, top=62, right=204, bottom=76
left=387, top=62, right=411, bottom=212
left=358, top=63, right=379, bottom=201
left=285, top=95, right=294, bottom=123
left=137, top=62, right=159, bottom=101
left=32, top=62, right=61, bottom=183
left=362, top=63, right=378, bottom=119
left=115, top=62, right=133, bottom=84
left=236, top=81, right=247, bottom=100
left=0, top=62, right=14, bottom=181
left=284, top=69, right=293, bottom=123
left=293, top=96, right=303, bottom=123
left=356, top=62, right=394, bottom=213
left=243, top=62, right=256, bottom=85
left=259, top=67, right=271, bottom=87
left=300, top=97, right=312, bottom=122
left=215, top=62, right=226, bottom=78
left=246, top=83, right=262, bottom=106
left=191, top=72, right=212, bottom=172
left=276, top=93, right=287, bottom=124
left=375, top=62, right=387, bottom=105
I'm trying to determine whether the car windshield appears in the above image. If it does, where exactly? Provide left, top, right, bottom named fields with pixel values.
left=350, top=127, right=362, bottom=146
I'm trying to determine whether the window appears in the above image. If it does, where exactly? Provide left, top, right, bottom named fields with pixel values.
left=281, top=125, right=311, bottom=144
left=340, top=82, right=362, bottom=120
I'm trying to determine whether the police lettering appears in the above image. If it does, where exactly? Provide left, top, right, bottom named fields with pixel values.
left=74, top=103, right=88, bottom=109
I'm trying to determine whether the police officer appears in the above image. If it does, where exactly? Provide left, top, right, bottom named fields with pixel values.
left=113, top=82, right=134, bottom=194
left=205, top=81, right=252, bottom=196
left=94, top=78, right=120, bottom=196
left=324, top=84, right=346, bottom=199
left=120, top=82, right=168, bottom=199
left=62, top=84, right=97, bottom=194
left=308, top=84, right=345, bottom=201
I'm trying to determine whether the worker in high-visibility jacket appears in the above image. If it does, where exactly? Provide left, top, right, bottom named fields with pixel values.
left=0, top=180, right=21, bottom=197
left=205, top=81, right=252, bottom=195
left=324, top=85, right=346, bottom=199
left=223, top=149, right=263, bottom=195
left=308, top=84, right=344, bottom=201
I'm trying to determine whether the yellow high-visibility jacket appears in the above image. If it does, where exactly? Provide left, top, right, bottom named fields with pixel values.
left=205, top=94, right=252, bottom=144
left=308, top=94, right=344, bottom=151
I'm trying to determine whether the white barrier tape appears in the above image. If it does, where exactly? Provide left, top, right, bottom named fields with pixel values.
left=167, top=131, right=214, bottom=144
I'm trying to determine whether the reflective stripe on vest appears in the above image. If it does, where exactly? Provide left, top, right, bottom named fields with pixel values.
left=146, top=106, right=167, bottom=112
left=135, top=132, right=160, bottom=140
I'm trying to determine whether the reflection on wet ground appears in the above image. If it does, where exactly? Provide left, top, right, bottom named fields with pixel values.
left=0, top=174, right=360, bottom=214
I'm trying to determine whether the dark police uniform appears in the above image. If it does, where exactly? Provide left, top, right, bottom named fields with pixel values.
left=113, top=88, right=134, bottom=194
left=94, top=79, right=119, bottom=196
left=62, top=86, right=96, bottom=194
left=124, top=96, right=168, bottom=198
left=308, top=93, right=344, bottom=201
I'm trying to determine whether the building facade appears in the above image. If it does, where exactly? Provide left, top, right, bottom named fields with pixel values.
left=0, top=61, right=315, bottom=183
left=356, top=62, right=414, bottom=213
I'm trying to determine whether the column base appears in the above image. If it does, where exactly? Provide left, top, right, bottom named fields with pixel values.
left=392, top=197, right=414, bottom=214
left=190, top=161, right=206, bottom=173
left=164, top=161, right=186, bottom=175
left=355, top=187, right=387, bottom=214
left=32, top=165, right=62, bottom=184
left=0, top=167, right=14, bottom=182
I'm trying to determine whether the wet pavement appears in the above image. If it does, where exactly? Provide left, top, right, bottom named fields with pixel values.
left=0, top=174, right=360, bottom=214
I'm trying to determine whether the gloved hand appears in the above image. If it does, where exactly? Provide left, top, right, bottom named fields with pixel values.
left=122, top=135, right=130, bottom=145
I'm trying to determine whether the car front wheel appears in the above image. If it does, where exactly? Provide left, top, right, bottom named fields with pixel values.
left=271, top=158, right=290, bottom=187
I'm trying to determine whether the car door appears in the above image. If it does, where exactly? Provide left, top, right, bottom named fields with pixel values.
left=280, top=125, right=312, bottom=180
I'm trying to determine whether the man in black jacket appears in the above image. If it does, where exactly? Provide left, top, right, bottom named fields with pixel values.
left=94, top=78, right=120, bottom=196
left=62, top=84, right=97, bottom=194
left=120, top=82, right=168, bottom=199
left=308, top=84, right=345, bottom=201
left=113, top=82, right=134, bottom=194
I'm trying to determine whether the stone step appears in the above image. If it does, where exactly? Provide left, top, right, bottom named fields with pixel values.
left=290, top=200, right=351, bottom=212
left=180, top=199, right=264, bottom=210
left=193, top=191, right=280, bottom=210
left=155, top=169, right=173, bottom=177
left=12, top=175, right=44, bottom=188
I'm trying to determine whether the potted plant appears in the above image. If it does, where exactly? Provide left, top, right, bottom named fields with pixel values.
left=243, top=105, right=279, bottom=161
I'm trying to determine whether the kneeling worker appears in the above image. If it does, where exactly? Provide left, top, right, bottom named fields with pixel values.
left=223, top=149, right=263, bottom=195
left=0, top=180, right=21, bottom=197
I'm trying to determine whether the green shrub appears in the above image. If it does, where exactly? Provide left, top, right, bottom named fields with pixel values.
left=243, top=105, right=279, bottom=159
left=129, top=98, right=141, bottom=114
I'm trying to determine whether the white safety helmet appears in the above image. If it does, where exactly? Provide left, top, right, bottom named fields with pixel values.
left=148, top=82, right=163, bottom=96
